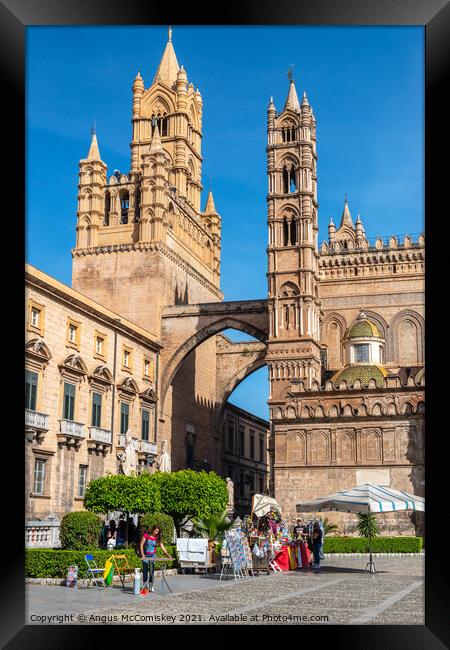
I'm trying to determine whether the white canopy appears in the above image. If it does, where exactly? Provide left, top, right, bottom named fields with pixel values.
left=296, top=483, right=425, bottom=514
left=252, top=493, right=281, bottom=518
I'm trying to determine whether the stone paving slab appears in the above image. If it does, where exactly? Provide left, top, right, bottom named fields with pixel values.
left=26, top=557, right=425, bottom=626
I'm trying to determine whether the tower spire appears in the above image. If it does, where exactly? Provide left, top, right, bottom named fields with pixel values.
left=284, top=70, right=301, bottom=113
left=87, top=129, right=101, bottom=161
left=153, top=27, right=180, bottom=86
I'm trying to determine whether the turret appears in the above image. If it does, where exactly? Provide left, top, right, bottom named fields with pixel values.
left=76, top=130, right=107, bottom=249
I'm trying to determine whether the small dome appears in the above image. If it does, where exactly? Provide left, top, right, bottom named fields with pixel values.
left=347, top=319, right=383, bottom=339
left=331, top=364, right=388, bottom=388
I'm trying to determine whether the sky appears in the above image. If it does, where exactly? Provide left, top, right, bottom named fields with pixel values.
left=26, top=26, right=424, bottom=420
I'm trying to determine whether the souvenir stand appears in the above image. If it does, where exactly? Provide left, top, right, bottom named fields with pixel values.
left=220, top=528, right=251, bottom=581
left=250, top=494, right=284, bottom=572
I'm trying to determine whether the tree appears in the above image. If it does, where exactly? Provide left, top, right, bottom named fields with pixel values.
left=83, top=474, right=161, bottom=546
left=191, top=509, right=235, bottom=542
left=356, top=512, right=379, bottom=538
left=151, top=470, right=228, bottom=537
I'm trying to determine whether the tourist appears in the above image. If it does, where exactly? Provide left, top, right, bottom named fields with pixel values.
left=312, top=521, right=323, bottom=569
left=106, top=527, right=116, bottom=550
left=116, top=520, right=127, bottom=547
left=127, top=517, right=137, bottom=544
left=139, top=526, right=172, bottom=592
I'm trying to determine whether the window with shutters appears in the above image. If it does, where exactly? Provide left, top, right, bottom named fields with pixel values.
left=63, top=382, right=76, bottom=420
left=25, top=369, right=38, bottom=411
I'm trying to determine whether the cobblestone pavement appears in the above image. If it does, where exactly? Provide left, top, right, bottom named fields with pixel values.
left=26, top=556, right=424, bottom=626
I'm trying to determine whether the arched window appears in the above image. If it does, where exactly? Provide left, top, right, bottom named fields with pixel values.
left=283, top=166, right=289, bottom=194
left=120, top=191, right=129, bottom=224
left=283, top=218, right=289, bottom=246
left=290, top=165, right=297, bottom=193
left=290, top=219, right=297, bottom=245
left=104, top=191, right=110, bottom=226
left=134, top=187, right=141, bottom=222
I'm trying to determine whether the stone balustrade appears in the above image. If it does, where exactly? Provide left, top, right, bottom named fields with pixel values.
left=140, top=440, right=158, bottom=455
left=25, top=409, right=49, bottom=431
left=59, top=419, right=85, bottom=438
left=25, top=519, right=61, bottom=548
left=89, top=426, right=112, bottom=445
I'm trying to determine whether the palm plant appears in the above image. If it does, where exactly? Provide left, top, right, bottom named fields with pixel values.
left=320, top=517, right=339, bottom=536
left=356, top=512, right=379, bottom=538
left=191, top=509, right=235, bottom=542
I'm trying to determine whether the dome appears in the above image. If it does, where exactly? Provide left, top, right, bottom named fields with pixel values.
left=347, top=319, right=383, bottom=339
left=331, top=364, right=388, bottom=388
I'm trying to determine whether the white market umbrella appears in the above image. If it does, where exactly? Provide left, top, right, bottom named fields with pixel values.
left=296, top=483, right=424, bottom=573
left=251, top=494, right=281, bottom=518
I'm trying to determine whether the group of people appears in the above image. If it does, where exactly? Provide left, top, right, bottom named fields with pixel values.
left=292, top=518, right=324, bottom=569
left=100, top=517, right=140, bottom=549
left=100, top=518, right=172, bottom=591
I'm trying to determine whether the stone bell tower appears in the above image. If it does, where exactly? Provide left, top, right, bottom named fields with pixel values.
left=266, top=73, right=322, bottom=402
left=71, top=27, right=222, bottom=337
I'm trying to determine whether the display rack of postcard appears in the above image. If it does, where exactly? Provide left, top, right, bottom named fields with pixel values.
left=224, top=529, right=250, bottom=580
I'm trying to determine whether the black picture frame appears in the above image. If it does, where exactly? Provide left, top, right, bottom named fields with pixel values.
left=4, top=0, right=449, bottom=646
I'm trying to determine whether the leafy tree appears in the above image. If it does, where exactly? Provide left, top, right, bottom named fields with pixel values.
left=151, top=470, right=228, bottom=537
left=140, top=512, right=175, bottom=546
left=356, top=512, right=379, bottom=538
left=191, top=509, right=235, bottom=542
left=83, top=474, right=161, bottom=546
left=59, top=511, right=103, bottom=550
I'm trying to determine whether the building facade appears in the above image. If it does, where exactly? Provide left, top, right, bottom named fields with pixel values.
left=25, top=29, right=424, bottom=539
left=25, top=265, right=161, bottom=535
left=266, top=80, right=424, bottom=535
left=222, top=403, right=270, bottom=517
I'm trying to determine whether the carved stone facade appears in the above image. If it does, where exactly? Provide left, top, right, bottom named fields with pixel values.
left=267, top=79, right=424, bottom=535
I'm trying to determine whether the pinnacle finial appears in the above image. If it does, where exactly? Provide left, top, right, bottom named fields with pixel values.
left=287, top=63, right=295, bottom=82
left=168, top=26, right=172, bottom=42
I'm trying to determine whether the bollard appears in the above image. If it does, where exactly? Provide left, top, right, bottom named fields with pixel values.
left=133, top=567, right=141, bottom=595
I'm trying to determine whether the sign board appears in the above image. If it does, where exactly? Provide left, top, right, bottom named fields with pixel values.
left=66, top=565, right=78, bottom=588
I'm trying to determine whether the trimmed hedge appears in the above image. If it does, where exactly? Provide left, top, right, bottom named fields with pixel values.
left=25, top=546, right=178, bottom=579
left=60, top=511, right=103, bottom=550
left=140, top=513, right=175, bottom=546
left=323, top=536, right=423, bottom=554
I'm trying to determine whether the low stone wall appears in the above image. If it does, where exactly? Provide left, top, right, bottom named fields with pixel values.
left=26, top=569, right=179, bottom=586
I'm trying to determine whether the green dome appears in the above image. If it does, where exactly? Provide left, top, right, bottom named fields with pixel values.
left=347, top=319, right=383, bottom=339
left=331, top=364, right=388, bottom=388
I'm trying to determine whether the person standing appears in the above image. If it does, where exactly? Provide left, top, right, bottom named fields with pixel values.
left=312, top=521, right=323, bottom=569
left=139, top=526, right=172, bottom=592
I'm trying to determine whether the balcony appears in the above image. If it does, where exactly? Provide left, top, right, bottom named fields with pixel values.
left=140, top=440, right=157, bottom=456
left=117, top=434, right=140, bottom=450
left=88, top=427, right=112, bottom=454
left=25, top=409, right=49, bottom=431
left=58, top=419, right=85, bottom=448
left=25, top=409, right=49, bottom=443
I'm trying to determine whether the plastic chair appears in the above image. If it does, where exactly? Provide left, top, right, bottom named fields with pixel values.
left=84, top=553, right=106, bottom=589
left=112, top=554, right=134, bottom=589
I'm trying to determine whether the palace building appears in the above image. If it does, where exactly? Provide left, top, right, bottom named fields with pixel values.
left=25, top=29, right=423, bottom=541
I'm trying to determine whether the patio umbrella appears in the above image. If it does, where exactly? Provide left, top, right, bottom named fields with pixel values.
left=296, top=483, right=424, bottom=573
left=251, top=494, right=281, bottom=518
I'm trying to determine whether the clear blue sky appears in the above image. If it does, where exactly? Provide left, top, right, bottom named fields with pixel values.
left=26, top=26, right=424, bottom=420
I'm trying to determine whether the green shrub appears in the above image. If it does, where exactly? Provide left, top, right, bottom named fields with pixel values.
left=356, top=512, right=379, bottom=538
left=25, top=546, right=178, bottom=579
left=139, top=512, right=175, bottom=546
left=59, top=511, right=103, bottom=550
left=323, top=536, right=423, bottom=554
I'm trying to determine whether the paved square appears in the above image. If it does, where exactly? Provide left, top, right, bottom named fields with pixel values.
left=26, top=556, right=424, bottom=625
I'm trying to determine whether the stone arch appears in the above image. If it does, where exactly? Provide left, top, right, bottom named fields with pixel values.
left=336, top=430, right=355, bottom=463
left=279, top=281, right=299, bottom=297
left=288, top=431, right=306, bottom=463
left=322, top=312, right=346, bottom=369
left=161, top=315, right=268, bottom=410
left=217, top=350, right=267, bottom=416
left=309, top=430, right=330, bottom=464
left=388, top=310, right=424, bottom=365
left=366, top=429, right=382, bottom=462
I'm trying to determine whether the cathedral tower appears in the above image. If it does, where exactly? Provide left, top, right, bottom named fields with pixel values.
left=266, top=75, right=322, bottom=401
left=72, top=28, right=222, bottom=336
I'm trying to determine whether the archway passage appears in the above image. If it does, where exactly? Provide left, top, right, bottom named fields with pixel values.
left=160, top=299, right=268, bottom=409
